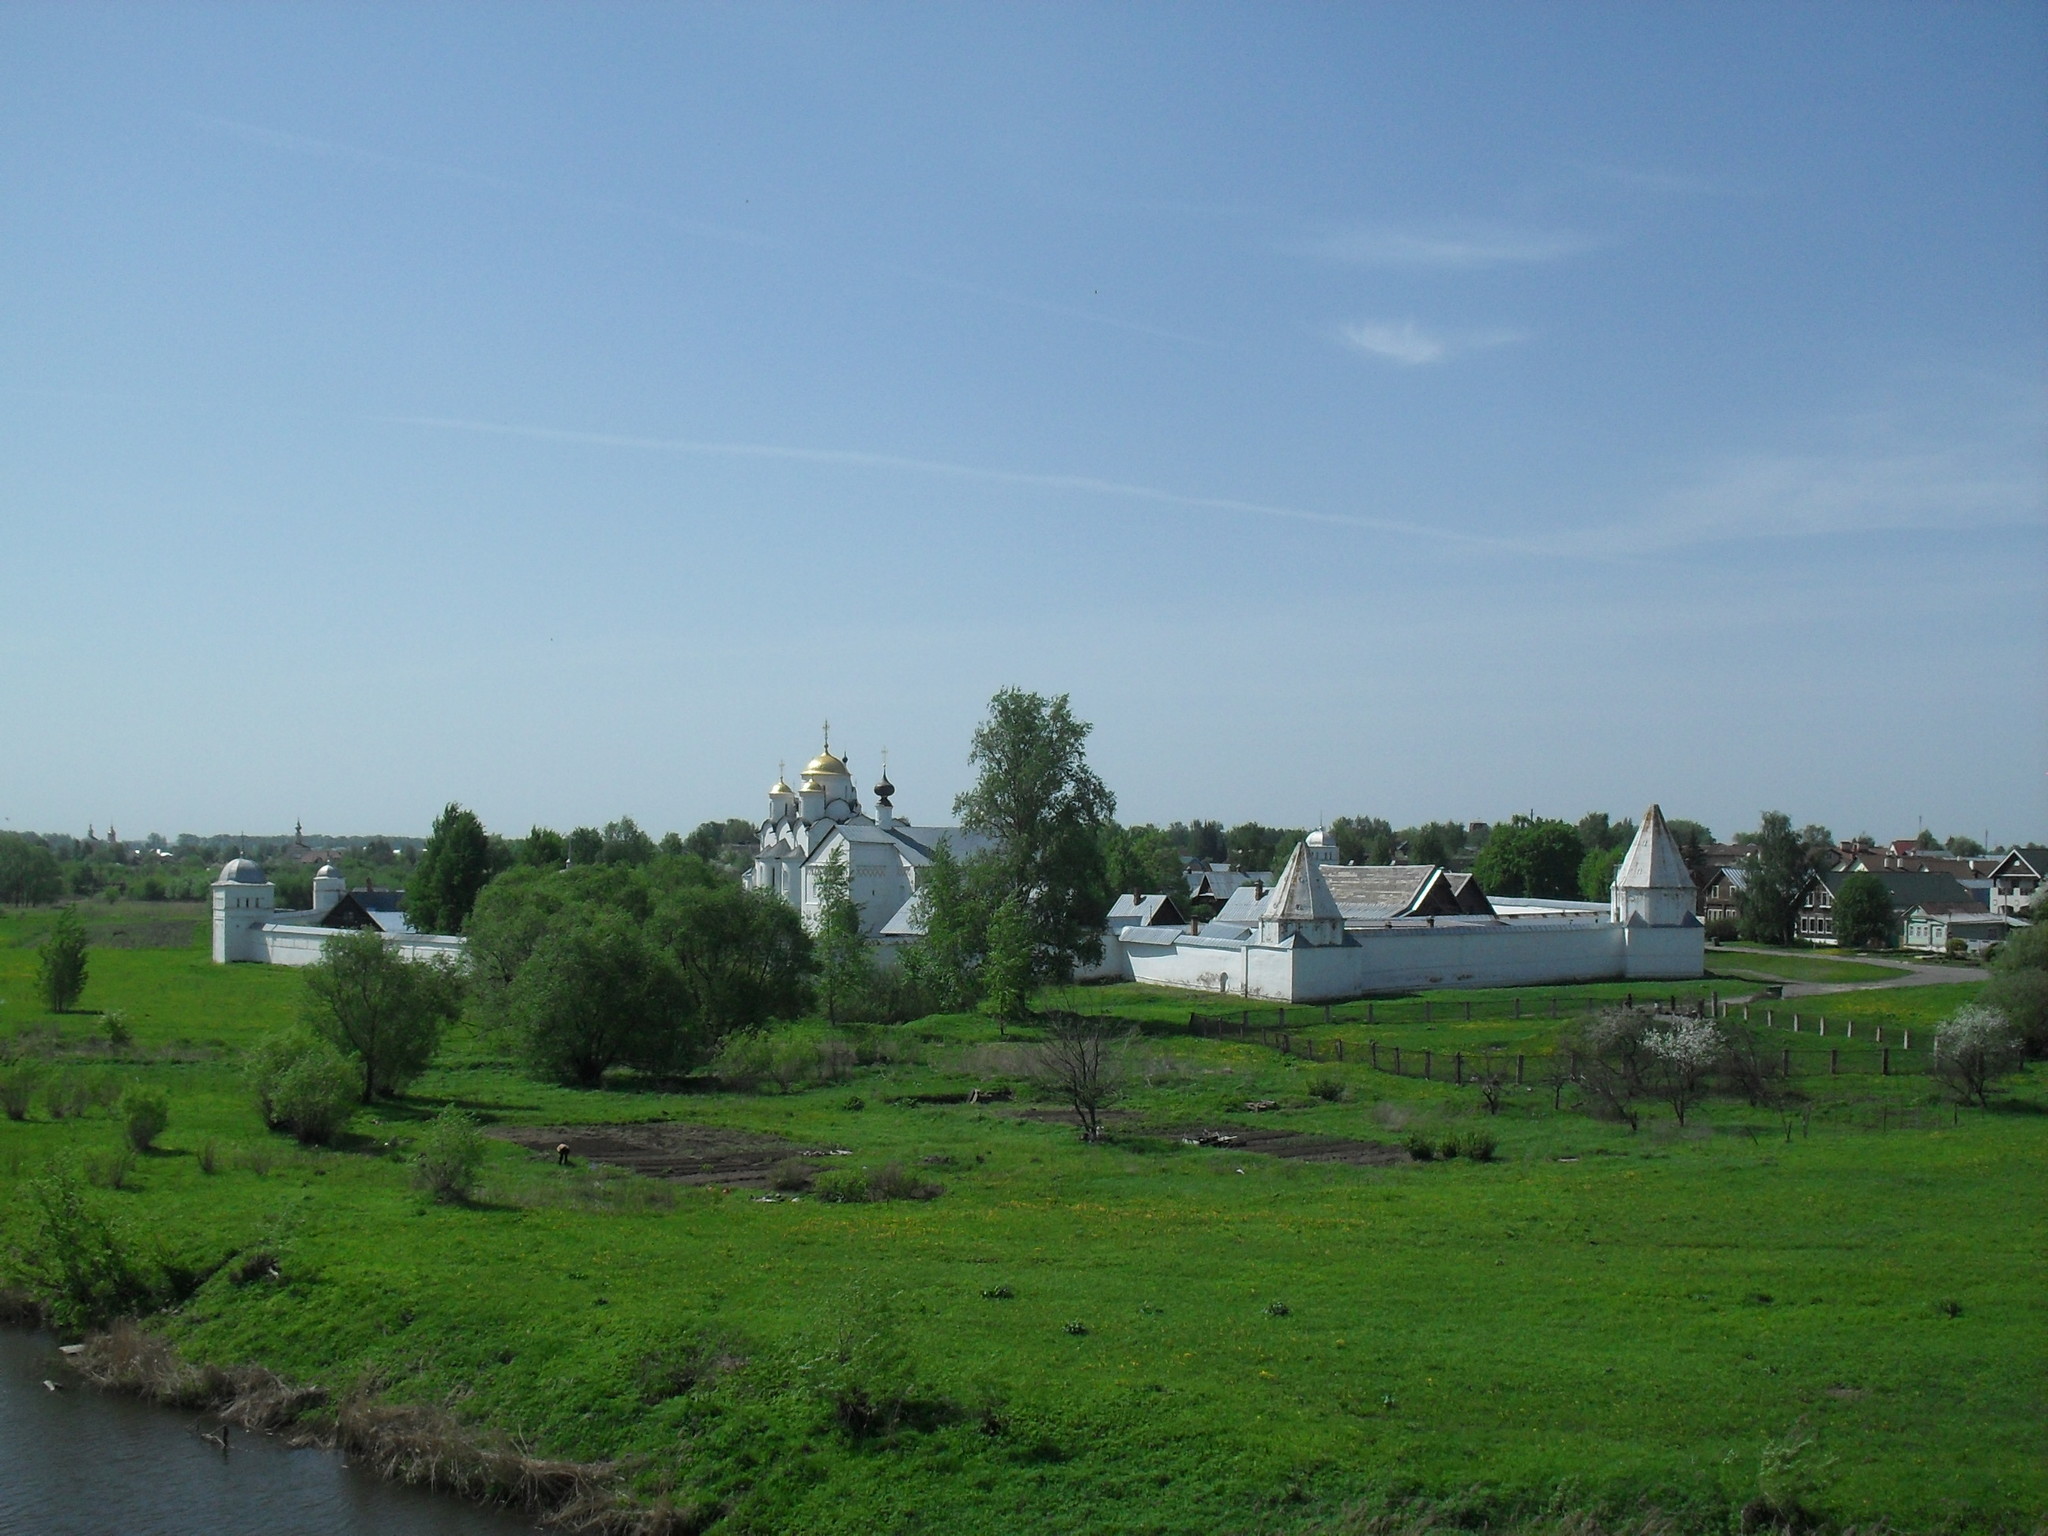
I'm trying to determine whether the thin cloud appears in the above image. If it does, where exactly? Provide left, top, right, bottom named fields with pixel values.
left=1302, top=222, right=1598, bottom=269
left=1339, top=320, right=1530, bottom=366
left=380, top=413, right=1516, bottom=550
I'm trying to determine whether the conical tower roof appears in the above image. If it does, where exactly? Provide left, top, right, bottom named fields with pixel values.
left=1265, top=838, right=1343, bottom=923
left=1614, top=804, right=1693, bottom=890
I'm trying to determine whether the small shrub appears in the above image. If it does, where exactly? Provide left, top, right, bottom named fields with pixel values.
left=1456, top=1129, right=1498, bottom=1162
left=1306, top=1073, right=1347, bottom=1102
left=6, top=1165, right=159, bottom=1331
left=0, top=1058, right=44, bottom=1121
left=247, top=1029, right=359, bottom=1145
left=867, top=1161, right=943, bottom=1202
left=1404, top=1133, right=1434, bottom=1162
left=981, top=1285, right=1014, bottom=1300
left=1265, top=1301, right=1291, bottom=1317
left=197, top=1139, right=220, bottom=1176
left=815, top=1167, right=871, bottom=1204
left=842, top=1095, right=865, bottom=1112
left=43, top=1071, right=90, bottom=1121
left=120, top=1087, right=170, bottom=1152
left=238, top=1143, right=275, bottom=1176
left=413, top=1105, right=486, bottom=1203
left=231, top=1250, right=281, bottom=1286
left=102, top=1011, right=132, bottom=1049
left=766, top=1040, right=814, bottom=1093
left=1937, top=1297, right=1962, bottom=1318
left=1437, top=1136, right=1461, bottom=1160
left=712, top=1034, right=773, bottom=1093
left=38, top=906, right=90, bottom=1012
left=770, top=1158, right=814, bottom=1193
left=82, top=1144, right=136, bottom=1191
left=1063, top=1321, right=1088, bottom=1336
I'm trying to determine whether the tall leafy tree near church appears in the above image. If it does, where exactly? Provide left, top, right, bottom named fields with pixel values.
left=406, top=802, right=495, bottom=934
left=954, top=688, right=1116, bottom=983
left=1738, top=811, right=1809, bottom=945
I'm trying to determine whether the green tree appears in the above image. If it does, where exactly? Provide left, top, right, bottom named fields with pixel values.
left=565, top=826, right=603, bottom=865
left=302, top=930, right=463, bottom=1102
left=979, top=894, right=1033, bottom=1033
left=1330, top=816, right=1395, bottom=866
left=1102, top=823, right=1186, bottom=898
left=1402, top=821, right=1470, bottom=868
left=120, top=1087, right=169, bottom=1152
left=954, top=688, right=1116, bottom=982
left=813, top=847, right=873, bottom=1025
left=601, top=817, right=657, bottom=866
left=1984, top=920, right=2048, bottom=1058
left=506, top=907, right=693, bottom=1086
left=1473, top=817, right=1584, bottom=899
left=0, top=833, right=63, bottom=905
left=655, top=883, right=813, bottom=1047
left=521, top=826, right=567, bottom=867
left=405, top=803, right=494, bottom=934
left=4, top=1164, right=158, bottom=1332
left=898, top=838, right=982, bottom=1013
left=1578, top=844, right=1624, bottom=902
left=1831, top=872, right=1897, bottom=949
left=414, top=1104, right=487, bottom=1202
left=1738, top=812, right=1808, bottom=945
left=1944, top=834, right=1986, bottom=856
left=38, top=905, right=89, bottom=1011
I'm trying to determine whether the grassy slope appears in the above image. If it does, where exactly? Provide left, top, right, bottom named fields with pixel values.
left=1, top=909, right=2043, bottom=1533
left=1703, top=951, right=1921, bottom=985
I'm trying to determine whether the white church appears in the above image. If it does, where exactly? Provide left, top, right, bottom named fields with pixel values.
left=742, top=734, right=991, bottom=938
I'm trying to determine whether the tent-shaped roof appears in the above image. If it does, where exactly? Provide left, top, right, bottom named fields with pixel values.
left=1263, top=840, right=1342, bottom=923
left=1614, top=804, right=1693, bottom=891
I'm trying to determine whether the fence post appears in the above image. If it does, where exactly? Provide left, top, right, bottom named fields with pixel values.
left=1241, top=1009, right=1249, bottom=1032
left=1424, top=1000, right=1432, bottom=1023
left=1744, top=1004, right=1750, bottom=1021
left=1336, top=1039, right=1344, bottom=1062
left=1845, top=1020, right=1852, bottom=1039
left=1394, top=1046, right=1402, bottom=1075
left=1516, top=1054, right=1525, bottom=1084
left=1875, top=1024, right=1882, bottom=1044
left=1882, top=1047, right=1890, bottom=1076
left=1425, top=1050, right=1433, bottom=1080
left=1830, top=1048, right=1839, bottom=1075
left=1368, top=1001, right=1375, bottom=1023
left=1455, top=1052, right=1464, bottom=1085
left=1626, top=992, right=1633, bottom=1008
left=1464, top=1001, right=1472, bottom=1022
left=1904, top=1029, right=1910, bottom=1050
left=1549, top=996, right=1556, bottom=1019
left=1768, top=1009, right=1775, bottom=1028
left=1514, top=997, right=1521, bottom=1020
left=1370, top=1040, right=1378, bottom=1069
left=1278, top=1008, right=1287, bottom=1030
left=1782, top=1048, right=1791, bottom=1076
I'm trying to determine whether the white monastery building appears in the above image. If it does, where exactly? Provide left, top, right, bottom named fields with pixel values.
left=743, top=732, right=1703, bottom=1003
left=211, top=858, right=463, bottom=967
left=743, top=734, right=990, bottom=937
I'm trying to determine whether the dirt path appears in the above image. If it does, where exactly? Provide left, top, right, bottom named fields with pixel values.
left=490, top=1122, right=843, bottom=1187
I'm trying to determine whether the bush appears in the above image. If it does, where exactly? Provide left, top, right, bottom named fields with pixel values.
left=120, top=1087, right=169, bottom=1152
left=1404, top=1133, right=1435, bottom=1162
left=814, top=1166, right=872, bottom=1203
left=712, top=1033, right=773, bottom=1092
left=102, top=1011, right=131, bottom=1049
left=83, top=1145, right=136, bottom=1190
left=3, top=1164, right=159, bottom=1331
left=413, top=1105, right=487, bottom=1203
left=1306, top=1073, right=1347, bottom=1102
left=866, top=1161, right=943, bottom=1202
left=1931, top=1004, right=2024, bottom=1107
left=197, top=1139, right=219, bottom=1175
left=1981, top=966, right=2048, bottom=1061
left=1455, top=1128, right=1498, bottom=1162
left=770, top=1158, right=814, bottom=1193
left=0, top=1057, right=44, bottom=1121
left=247, top=1030, right=360, bottom=1145
left=1437, top=1135, right=1461, bottom=1160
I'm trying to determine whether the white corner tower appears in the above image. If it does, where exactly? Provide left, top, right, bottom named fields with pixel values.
left=212, top=857, right=275, bottom=963
left=1259, top=839, right=1346, bottom=947
left=311, top=863, right=346, bottom=919
left=1611, top=804, right=1697, bottom=928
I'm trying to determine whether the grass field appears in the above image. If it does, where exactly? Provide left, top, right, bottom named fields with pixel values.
left=2, top=906, right=2042, bottom=1533
left=1702, top=951, right=1916, bottom=986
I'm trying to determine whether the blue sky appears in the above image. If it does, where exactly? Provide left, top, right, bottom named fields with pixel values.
left=3, top=3, right=2043, bottom=847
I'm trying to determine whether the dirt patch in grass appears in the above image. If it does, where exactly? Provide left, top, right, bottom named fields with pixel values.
left=1006, top=1107, right=1406, bottom=1166
left=86, top=920, right=201, bottom=950
left=491, top=1122, right=841, bottom=1187
left=1158, top=1123, right=1410, bottom=1166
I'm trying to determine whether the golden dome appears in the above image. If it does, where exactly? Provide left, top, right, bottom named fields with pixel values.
left=803, top=750, right=848, bottom=778
left=770, top=777, right=793, bottom=796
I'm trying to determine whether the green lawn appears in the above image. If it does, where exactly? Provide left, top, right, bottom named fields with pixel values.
left=1704, top=949, right=1915, bottom=986
left=1, top=908, right=2041, bottom=1533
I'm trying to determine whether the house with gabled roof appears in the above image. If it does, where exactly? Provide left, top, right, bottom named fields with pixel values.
left=1987, top=846, right=2048, bottom=917
left=1794, top=867, right=1981, bottom=944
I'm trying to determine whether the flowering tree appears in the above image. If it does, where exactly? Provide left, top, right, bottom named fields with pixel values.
left=1932, top=1005, right=2022, bottom=1107
left=1643, top=1017, right=1723, bottom=1126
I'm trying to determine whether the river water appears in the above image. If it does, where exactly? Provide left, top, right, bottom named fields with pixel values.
left=0, top=1330, right=539, bottom=1535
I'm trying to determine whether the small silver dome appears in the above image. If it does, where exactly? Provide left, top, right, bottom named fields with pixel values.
left=314, top=864, right=341, bottom=879
left=219, top=857, right=268, bottom=884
